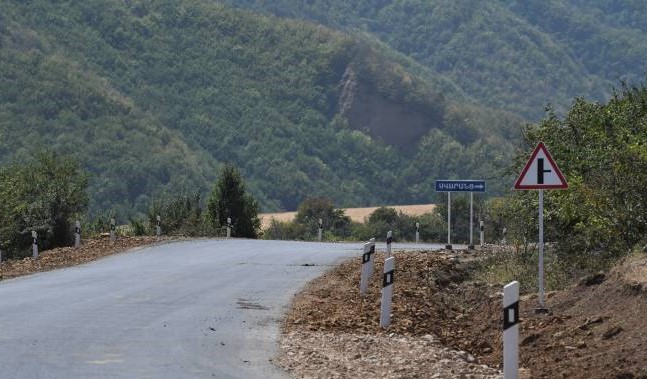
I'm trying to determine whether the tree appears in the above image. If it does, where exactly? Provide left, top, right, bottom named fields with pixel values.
left=295, top=197, right=351, bottom=239
left=516, top=85, right=647, bottom=266
left=207, top=165, right=260, bottom=238
left=0, top=151, right=89, bottom=257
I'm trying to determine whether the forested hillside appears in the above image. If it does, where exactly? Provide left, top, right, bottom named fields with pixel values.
left=1, top=0, right=521, bottom=217
left=224, top=0, right=646, bottom=120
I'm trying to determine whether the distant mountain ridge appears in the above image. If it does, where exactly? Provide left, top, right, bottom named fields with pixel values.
left=2, top=0, right=522, bottom=217
left=223, top=0, right=646, bottom=120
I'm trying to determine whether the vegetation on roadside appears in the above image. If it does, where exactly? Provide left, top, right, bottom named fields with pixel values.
left=0, top=151, right=88, bottom=259
left=475, top=85, right=647, bottom=291
left=207, top=165, right=261, bottom=239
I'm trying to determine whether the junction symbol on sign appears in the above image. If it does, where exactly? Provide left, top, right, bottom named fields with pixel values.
left=514, top=142, right=568, bottom=190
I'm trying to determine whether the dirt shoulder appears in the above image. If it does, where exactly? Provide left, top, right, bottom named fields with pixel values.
left=277, top=249, right=647, bottom=379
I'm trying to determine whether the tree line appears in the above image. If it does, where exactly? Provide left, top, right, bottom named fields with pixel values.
left=0, top=157, right=260, bottom=260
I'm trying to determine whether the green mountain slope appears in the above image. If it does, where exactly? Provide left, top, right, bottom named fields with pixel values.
left=223, top=0, right=646, bottom=120
left=0, top=0, right=521, bottom=216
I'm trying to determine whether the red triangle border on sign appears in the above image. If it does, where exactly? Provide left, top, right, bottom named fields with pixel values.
left=514, top=142, right=568, bottom=190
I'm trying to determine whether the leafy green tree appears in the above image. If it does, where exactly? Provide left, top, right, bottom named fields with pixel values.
left=207, top=165, right=260, bottom=238
left=0, top=151, right=89, bottom=257
left=357, top=207, right=416, bottom=242
left=294, top=197, right=351, bottom=240
left=513, top=85, right=647, bottom=269
left=147, top=192, right=208, bottom=236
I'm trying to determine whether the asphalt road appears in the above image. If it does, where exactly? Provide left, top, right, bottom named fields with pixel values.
left=0, top=239, right=445, bottom=379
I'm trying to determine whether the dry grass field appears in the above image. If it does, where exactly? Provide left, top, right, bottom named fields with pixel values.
left=259, top=204, right=436, bottom=230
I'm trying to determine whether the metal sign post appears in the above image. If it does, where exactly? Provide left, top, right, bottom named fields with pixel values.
left=514, top=142, right=568, bottom=312
left=446, top=192, right=452, bottom=249
left=435, top=180, right=486, bottom=250
left=538, top=190, right=545, bottom=308
left=468, top=192, right=475, bottom=250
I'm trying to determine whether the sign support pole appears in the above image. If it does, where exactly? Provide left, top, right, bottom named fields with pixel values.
left=468, top=192, right=474, bottom=249
left=537, top=189, right=546, bottom=311
left=446, top=192, right=452, bottom=250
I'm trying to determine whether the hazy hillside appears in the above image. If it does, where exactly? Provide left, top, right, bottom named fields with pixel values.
left=223, top=0, right=646, bottom=120
left=0, top=0, right=522, bottom=217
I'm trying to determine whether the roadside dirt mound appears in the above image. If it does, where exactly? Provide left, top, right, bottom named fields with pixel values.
left=279, top=250, right=647, bottom=378
left=0, top=236, right=172, bottom=281
left=510, top=255, right=647, bottom=378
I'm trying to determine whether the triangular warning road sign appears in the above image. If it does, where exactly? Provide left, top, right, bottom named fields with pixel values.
left=514, top=142, right=568, bottom=190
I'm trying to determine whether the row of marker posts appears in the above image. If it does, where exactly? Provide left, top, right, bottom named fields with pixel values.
left=359, top=233, right=395, bottom=329
left=25, top=214, right=168, bottom=260
left=357, top=233, right=520, bottom=377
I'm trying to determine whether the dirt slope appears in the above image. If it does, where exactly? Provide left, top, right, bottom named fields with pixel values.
left=278, top=249, right=647, bottom=378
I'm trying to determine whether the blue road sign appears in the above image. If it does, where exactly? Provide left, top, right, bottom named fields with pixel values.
left=435, top=180, right=486, bottom=192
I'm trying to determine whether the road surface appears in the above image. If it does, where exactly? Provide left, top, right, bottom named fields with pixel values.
left=0, top=239, right=444, bottom=378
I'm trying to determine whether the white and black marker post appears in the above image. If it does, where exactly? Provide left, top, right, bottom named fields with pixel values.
left=226, top=217, right=232, bottom=238
left=318, top=218, right=323, bottom=242
left=503, top=281, right=520, bottom=379
left=359, top=241, right=373, bottom=295
left=380, top=256, right=395, bottom=328
left=74, top=220, right=81, bottom=249
left=415, top=222, right=420, bottom=244
left=110, top=218, right=116, bottom=242
left=386, top=230, right=392, bottom=258
left=480, top=220, right=484, bottom=247
left=32, top=230, right=38, bottom=259
left=156, top=215, right=161, bottom=237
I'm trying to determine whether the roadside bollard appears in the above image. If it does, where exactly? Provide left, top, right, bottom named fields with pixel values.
left=503, top=281, right=520, bottom=379
left=359, top=241, right=373, bottom=295
left=75, top=220, right=81, bottom=249
left=386, top=230, right=392, bottom=258
left=380, top=256, right=395, bottom=328
left=110, top=218, right=116, bottom=242
left=32, top=230, right=38, bottom=259
left=318, top=218, right=323, bottom=242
